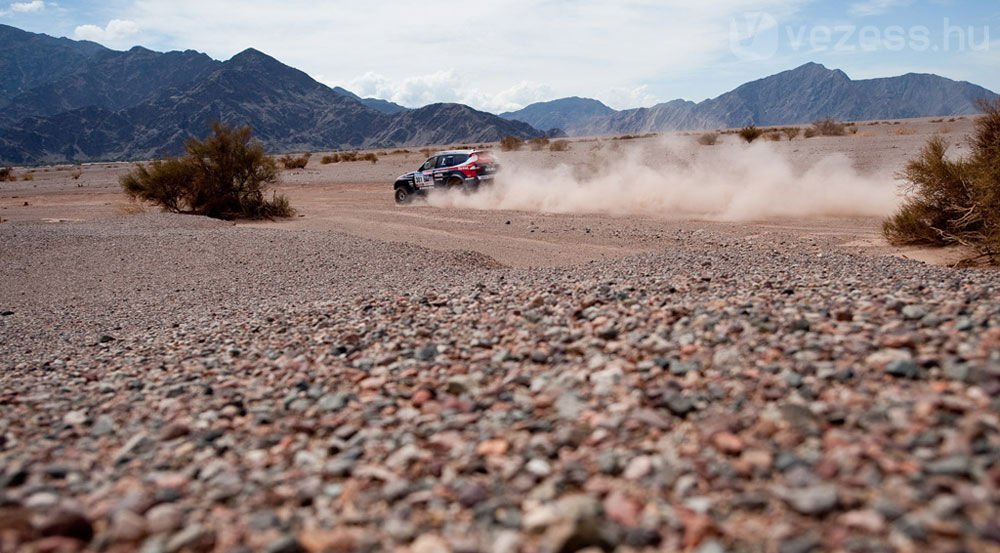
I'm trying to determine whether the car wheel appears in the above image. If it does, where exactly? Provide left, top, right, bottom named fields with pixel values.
left=395, top=186, right=413, bottom=204
left=446, top=176, right=464, bottom=189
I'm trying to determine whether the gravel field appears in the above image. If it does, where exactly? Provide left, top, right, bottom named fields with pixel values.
left=1, top=119, right=998, bottom=553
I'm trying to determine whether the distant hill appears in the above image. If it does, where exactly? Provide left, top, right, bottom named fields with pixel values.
left=500, top=97, right=615, bottom=134
left=0, top=25, right=540, bottom=164
left=506, top=63, right=998, bottom=135
left=332, top=86, right=408, bottom=115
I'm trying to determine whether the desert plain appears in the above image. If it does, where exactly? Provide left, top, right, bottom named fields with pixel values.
left=0, top=118, right=997, bottom=552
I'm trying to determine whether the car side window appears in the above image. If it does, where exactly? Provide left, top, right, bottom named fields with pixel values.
left=437, top=156, right=454, bottom=168
left=420, top=157, right=435, bottom=171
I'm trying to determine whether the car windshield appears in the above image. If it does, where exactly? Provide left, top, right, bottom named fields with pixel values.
left=420, top=157, right=435, bottom=171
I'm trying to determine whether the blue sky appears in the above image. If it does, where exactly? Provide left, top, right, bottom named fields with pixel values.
left=2, top=1, right=997, bottom=112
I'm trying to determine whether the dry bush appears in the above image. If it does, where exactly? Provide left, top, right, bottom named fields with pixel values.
left=121, top=122, right=293, bottom=220
left=420, top=148, right=433, bottom=157
left=937, top=124, right=954, bottom=134
left=499, top=136, right=524, bottom=152
left=738, top=126, right=763, bottom=143
left=529, top=137, right=550, bottom=151
left=0, top=166, right=14, bottom=182
left=883, top=98, right=1000, bottom=263
left=697, top=132, right=719, bottom=146
left=783, top=128, right=801, bottom=141
left=70, top=168, right=83, bottom=180
left=895, top=126, right=916, bottom=136
left=811, top=117, right=847, bottom=137
left=765, top=132, right=783, bottom=142
left=279, top=152, right=311, bottom=169
left=360, top=152, right=378, bottom=164
left=320, top=154, right=337, bottom=165
left=549, top=139, right=570, bottom=152
left=22, top=171, right=34, bottom=181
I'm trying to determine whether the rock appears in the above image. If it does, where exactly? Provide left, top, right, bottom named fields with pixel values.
left=454, top=480, right=488, bottom=507
left=264, top=535, right=305, bottom=553
left=526, top=459, right=553, bottom=478
left=110, top=509, right=148, bottom=542
left=778, top=533, right=822, bottom=553
left=91, top=415, right=115, bottom=437
left=416, top=345, right=438, bottom=361
left=523, top=495, right=608, bottom=553
left=781, top=485, right=839, bottom=516
left=146, top=504, right=184, bottom=534
left=476, top=439, right=509, bottom=457
left=603, top=490, right=642, bottom=527
left=115, top=433, right=153, bottom=463
left=38, top=507, right=94, bottom=543
left=924, top=456, right=971, bottom=477
left=710, top=432, right=743, bottom=455
left=885, top=358, right=920, bottom=379
left=159, top=423, right=190, bottom=441
left=165, top=525, right=215, bottom=553
left=62, top=410, right=87, bottom=426
left=411, top=534, right=451, bottom=553
left=779, top=403, right=821, bottom=436
left=623, top=456, right=653, bottom=480
left=901, top=305, right=928, bottom=320
left=662, top=393, right=695, bottom=417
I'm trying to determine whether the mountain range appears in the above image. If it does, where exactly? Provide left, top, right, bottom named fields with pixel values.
left=502, top=62, right=998, bottom=135
left=0, top=25, right=539, bottom=164
left=1, top=23, right=997, bottom=164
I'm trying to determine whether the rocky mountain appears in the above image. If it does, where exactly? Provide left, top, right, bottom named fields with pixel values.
left=332, top=86, right=408, bottom=115
left=0, top=26, right=540, bottom=164
left=500, top=97, right=615, bottom=134
left=509, top=63, right=998, bottom=135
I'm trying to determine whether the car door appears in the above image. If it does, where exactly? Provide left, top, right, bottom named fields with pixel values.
left=414, top=156, right=436, bottom=189
left=432, top=155, right=455, bottom=186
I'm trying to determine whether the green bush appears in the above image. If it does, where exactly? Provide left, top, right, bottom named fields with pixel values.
left=121, top=122, right=293, bottom=220
left=738, top=125, right=763, bottom=143
left=883, top=98, right=1000, bottom=263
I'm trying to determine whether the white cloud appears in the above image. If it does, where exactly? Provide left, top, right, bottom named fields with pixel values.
left=10, top=0, right=45, bottom=13
left=600, top=86, right=660, bottom=111
left=848, top=0, right=913, bottom=17
left=73, top=19, right=140, bottom=47
left=341, top=71, right=554, bottom=113
left=105, top=0, right=808, bottom=110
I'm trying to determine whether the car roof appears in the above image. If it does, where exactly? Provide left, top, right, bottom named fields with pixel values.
left=432, top=149, right=490, bottom=156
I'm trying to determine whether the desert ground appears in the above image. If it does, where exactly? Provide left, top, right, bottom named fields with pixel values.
left=0, top=118, right=997, bottom=553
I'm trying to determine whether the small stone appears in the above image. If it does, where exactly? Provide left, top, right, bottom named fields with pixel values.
left=476, top=439, right=509, bottom=456
left=264, top=535, right=305, bottom=553
left=603, top=490, right=641, bottom=527
left=924, top=456, right=971, bottom=477
left=110, top=510, right=148, bottom=542
left=411, top=534, right=450, bottom=553
left=62, top=411, right=87, bottom=426
left=624, top=456, right=653, bottom=480
left=91, top=415, right=115, bottom=437
left=781, top=485, right=839, bottom=516
left=663, top=393, right=695, bottom=417
left=146, top=504, right=183, bottom=534
left=159, top=423, right=190, bottom=441
left=455, top=480, right=488, bottom=507
left=165, top=524, right=214, bottom=553
left=115, top=433, right=153, bottom=463
left=885, top=358, right=920, bottom=379
left=902, top=305, right=928, bottom=320
left=526, top=459, right=552, bottom=478
left=416, top=345, right=438, bottom=361
left=38, top=508, right=94, bottom=543
left=710, top=432, right=743, bottom=455
left=778, top=533, right=822, bottom=553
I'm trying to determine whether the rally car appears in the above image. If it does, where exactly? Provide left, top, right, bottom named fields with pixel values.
left=393, top=150, right=499, bottom=204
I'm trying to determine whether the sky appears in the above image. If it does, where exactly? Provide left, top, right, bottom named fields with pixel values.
left=2, top=1, right=997, bottom=112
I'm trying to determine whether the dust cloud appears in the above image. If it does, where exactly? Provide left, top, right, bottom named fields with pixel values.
left=425, top=138, right=900, bottom=220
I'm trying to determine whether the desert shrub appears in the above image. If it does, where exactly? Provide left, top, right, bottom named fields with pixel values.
left=279, top=152, right=311, bottom=169
left=121, top=122, right=293, bottom=220
left=697, top=132, right=719, bottom=146
left=549, top=139, right=570, bottom=152
left=811, top=117, right=847, bottom=136
left=529, top=137, right=550, bottom=151
left=320, top=154, right=337, bottom=165
left=895, top=126, right=916, bottom=136
left=738, top=125, right=763, bottom=143
left=883, top=98, right=1000, bottom=263
left=22, top=171, right=33, bottom=181
left=499, top=136, right=524, bottom=151
left=765, top=132, right=783, bottom=142
left=420, top=148, right=433, bottom=157
left=783, top=127, right=801, bottom=141
left=70, top=168, right=83, bottom=180
left=0, top=166, right=14, bottom=182
left=803, top=127, right=819, bottom=139
left=361, top=152, right=378, bottom=164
